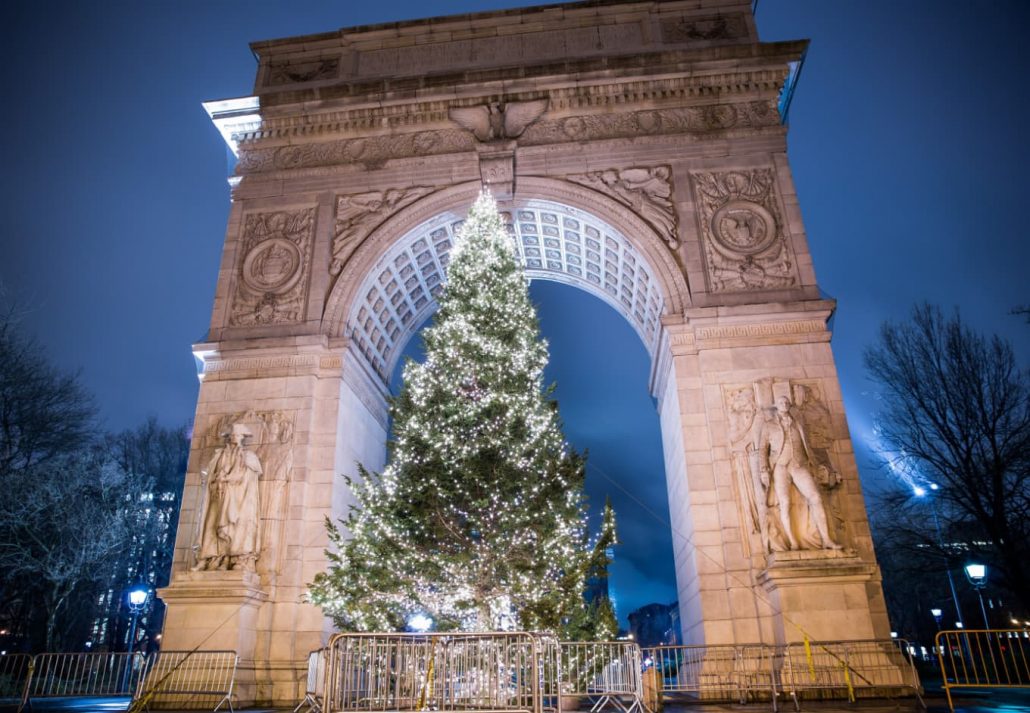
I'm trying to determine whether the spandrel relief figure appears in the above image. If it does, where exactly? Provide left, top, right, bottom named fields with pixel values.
left=758, top=395, right=842, bottom=551
left=195, top=423, right=262, bottom=571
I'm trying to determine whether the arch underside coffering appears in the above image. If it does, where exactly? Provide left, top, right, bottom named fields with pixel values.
left=343, top=198, right=669, bottom=383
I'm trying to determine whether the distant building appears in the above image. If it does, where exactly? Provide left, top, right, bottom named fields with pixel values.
left=628, top=602, right=681, bottom=647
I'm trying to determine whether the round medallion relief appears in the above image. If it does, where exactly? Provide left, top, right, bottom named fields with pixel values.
left=241, top=238, right=303, bottom=294
left=711, top=200, right=777, bottom=255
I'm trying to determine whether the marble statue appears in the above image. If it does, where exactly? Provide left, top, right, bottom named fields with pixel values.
left=195, top=422, right=263, bottom=571
left=758, top=395, right=842, bottom=550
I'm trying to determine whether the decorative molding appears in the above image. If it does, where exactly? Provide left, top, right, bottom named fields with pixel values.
left=694, top=319, right=826, bottom=341
left=332, top=187, right=437, bottom=275
left=566, top=166, right=679, bottom=250
left=203, top=354, right=318, bottom=375
left=233, top=65, right=789, bottom=145
left=237, top=130, right=475, bottom=174
left=691, top=169, right=799, bottom=294
left=518, top=101, right=779, bottom=146
left=230, top=209, right=316, bottom=327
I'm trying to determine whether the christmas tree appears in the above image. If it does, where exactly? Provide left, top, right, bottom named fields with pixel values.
left=309, top=191, right=613, bottom=633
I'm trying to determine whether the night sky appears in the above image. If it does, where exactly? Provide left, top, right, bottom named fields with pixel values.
left=2, top=1, right=1028, bottom=626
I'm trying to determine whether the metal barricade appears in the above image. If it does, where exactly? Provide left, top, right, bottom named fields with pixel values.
left=323, top=632, right=545, bottom=713
left=782, top=639, right=921, bottom=707
left=559, top=641, right=642, bottom=713
left=135, top=649, right=238, bottom=712
left=936, top=629, right=1030, bottom=712
left=296, top=648, right=327, bottom=713
left=0, top=653, right=32, bottom=705
left=640, top=645, right=780, bottom=710
left=25, top=652, right=147, bottom=700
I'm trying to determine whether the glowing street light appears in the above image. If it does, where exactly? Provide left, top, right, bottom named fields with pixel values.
left=965, top=563, right=990, bottom=629
left=931, top=608, right=943, bottom=630
left=126, top=584, right=149, bottom=653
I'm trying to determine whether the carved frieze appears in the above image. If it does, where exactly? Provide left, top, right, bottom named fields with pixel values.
left=448, top=99, right=548, bottom=142
left=519, top=101, right=779, bottom=146
left=660, top=13, right=749, bottom=43
left=723, top=379, right=846, bottom=558
left=236, top=129, right=475, bottom=174
left=691, top=169, right=798, bottom=293
left=566, top=166, right=679, bottom=249
left=266, top=57, right=339, bottom=86
left=332, top=187, right=436, bottom=275
left=230, top=208, right=315, bottom=327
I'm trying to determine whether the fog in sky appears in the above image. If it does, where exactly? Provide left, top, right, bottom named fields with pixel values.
left=2, top=0, right=1028, bottom=625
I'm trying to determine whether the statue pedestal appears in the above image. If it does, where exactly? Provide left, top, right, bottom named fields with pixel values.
left=757, top=549, right=890, bottom=643
left=157, top=570, right=268, bottom=706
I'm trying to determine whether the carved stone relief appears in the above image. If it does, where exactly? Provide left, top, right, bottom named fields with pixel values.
left=724, top=379, right=847, bottom=558
left=519, top=101, right=779, bottom=146
left=660, top=14, right=749, bottom=43
left=448, top=99, right=548, bottom=142
left=332, top=187, right=436, bottom=275
left=192, top=411, right=296, bottom=577
left=230, top=209, right=315, bottom=327
left=266, top=57, right=340, bottom=86
left=691, top=169, right=798, bottom=293
left=567, top=166, right=679, bottom=249
left=236, top=129, right=475, bottom=174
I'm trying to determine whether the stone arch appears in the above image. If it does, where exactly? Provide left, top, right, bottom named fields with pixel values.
left=322, top=178, right=691, bottom=382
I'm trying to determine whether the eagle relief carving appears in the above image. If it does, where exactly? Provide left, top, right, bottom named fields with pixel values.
left=448, top=99, right=549, bottom=142
left=331, top=187, right=435, bottom=275
left=691, top=169, right=798, bottom=293
left=567, top=166, right=679, bottom=250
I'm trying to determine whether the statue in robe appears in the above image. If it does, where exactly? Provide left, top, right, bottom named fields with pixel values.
left=194, top=422, right=262, bottom=571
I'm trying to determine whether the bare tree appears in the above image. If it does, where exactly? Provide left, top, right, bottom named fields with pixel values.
left=0, top=449, right=146, bottom=650
left=865, top=303, right=1030, bottom=610
left=0, top=302, right=95, bottom=476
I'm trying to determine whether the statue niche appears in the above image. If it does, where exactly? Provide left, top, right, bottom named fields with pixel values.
left=193, top=411, right=296, bottom=575
left=726, top=379, right=846, bottom=556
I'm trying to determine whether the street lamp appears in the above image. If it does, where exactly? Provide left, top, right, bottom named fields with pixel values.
left=931, top=608, right=943, bottom=630
left=965, top=563, right=990, bottom=630
left=126, top=584, right=149, bottom=653
left=914, top=486, right=965, bottom=628
left=407, top=613, right=433, bottom=633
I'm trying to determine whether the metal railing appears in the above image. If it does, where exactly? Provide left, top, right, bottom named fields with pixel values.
left=136, top=649, right=238, bottom=712
left=295, top=648, right=327, bottom=713
left=781, top=639, right=922, bottom=707
left=640, top=644, right=780, bottom=709
left=24, top=652, right=147, bottom=701
left=936, top=629, right=1030, bottom=712
left=558, top=641, right=643, bottom=713
left=0, top=653, right=32, bottom=704
left=323, top=632, right=548, bottom=713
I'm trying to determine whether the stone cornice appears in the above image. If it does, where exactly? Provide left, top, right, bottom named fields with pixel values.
left=230, top=66, right=788, bottom=148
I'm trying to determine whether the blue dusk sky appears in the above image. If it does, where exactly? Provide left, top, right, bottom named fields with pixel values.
left=1, top=1, right=1028, bottom=626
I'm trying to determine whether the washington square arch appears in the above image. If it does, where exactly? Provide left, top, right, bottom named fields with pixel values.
left=159, top=0, right=893, bottom=703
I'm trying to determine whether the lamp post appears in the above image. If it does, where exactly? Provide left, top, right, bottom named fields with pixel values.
left=126, top=584, right=149, bottom=653
left=931, top=608, right=943, bottom=631
left=915, top=485, right=965, bottom=629
left=965, top=563, right=990, bottom=630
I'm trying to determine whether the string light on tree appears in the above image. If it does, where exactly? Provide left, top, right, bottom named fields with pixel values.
left=309, top=191, right=616, bottom=635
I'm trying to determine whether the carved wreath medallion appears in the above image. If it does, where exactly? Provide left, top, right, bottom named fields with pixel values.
left=691, top=169, right=798, bottom=293
left=230, top=208, right=315, bottom=327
